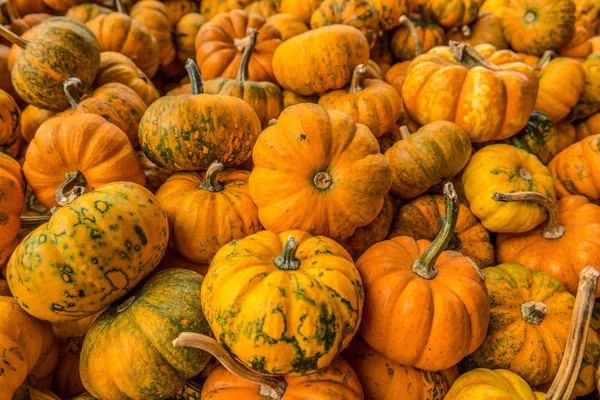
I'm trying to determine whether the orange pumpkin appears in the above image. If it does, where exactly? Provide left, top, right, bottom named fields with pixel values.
left=384, top=60, right=410, bottom=96
left=568, top=53, right=600, bottom=121
left=575, top=112, right=600, bottom=140
left=557, top=19, right=593, bottom=59
left=64, top=3, right=112, bottom=23
left=266, top=13, right=309, bottom=41
left=175, top=12, right=207, bottom=63
left=279, top=0, right=323, bottom=23
left=427, top=0, right=485, bottom=28
left=0, top=152, right=25, bottom=270
left=245, top=0, right=279, bottom=17
left=447, top=12, right=508, bottom=49
left=201, top=0, right=254, bottom=19
left=130, top=0, right=176, bottom=67
left=0, top=89, right=20, bottom=159
left=19, top=105, right=58, bottom=143
left=163, top=0, right=199, bottom=24
left=390, top=13, right=446, bottom=61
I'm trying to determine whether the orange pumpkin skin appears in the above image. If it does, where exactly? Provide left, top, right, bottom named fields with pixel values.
left=557, top=21, right=593, bottom=59
left=200, top=0, right=254, bottom=19
left=391, top=19, right=446, bottom=61
left=548, top=134, right=600, bottom=200
left=162, top=0, right=199, bottom=25
left=201, top=358, right=363, bottom=400
left=175, top=12, right=207, bottom=63
left=591, top=35, right=600, bottom=52
left=23, top=114, right=145, bottom=209
left=249, top=104, right=391, bottom=241
left=65, top=3, right=112, bottom=23
left=569, top=53, right=600, bottom=121
left=6, top=13, right=53, bottom=37
left=137, top=151, right=173, bottom=194
left=278, top=0, right=323, bottom=22
left=245, top=0, right=279, bottom=17
left=0, top=89, right=20, bottom=159
left=366, top=0, right=409, bottom=30
left=195, top=10, right=281, bottom=83
left=384, top=61, right=410, bottom=96
left=535, top=57, right=586, bottom=122
left=282, top=90, right=319, bottom=108
left=342, top=338, right=459, bottom=400
left=130, top=1, right=176, bottom=67
left=272, top=25, right=370, bottom=96
left=0, top=45, right=21, bottom=107
left=575, top=112, right=600, bottom=140
left=428, top=0, right=485, bottom=28
left=152, top=246, right=209, bottom=277
left=20, top=105, right=58, bottom=143
left=266, top=13, right=309, bottom=41
left=447, top=12, right=508, bottom=49
left=0, top=153, right=25, bottom=270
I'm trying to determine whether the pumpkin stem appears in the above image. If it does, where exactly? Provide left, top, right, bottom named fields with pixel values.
left=236, top=28, right=258, bottom=83
left=545, top=266, right=599, bottom=399
left=520, top=301, right=549, bottom=325
left=274, top=235, right=301, bottom=271
left=349, top=64, right=367, bottom=93
left=173, top=333, right=288, bottom=399
left=460, top=24, right=472, bottom=39
left=491, top=192, right=565, bottom=240
left=448, top=41, right=501, bottom=71
left=536, top=50, right=555, bottom=70
left=412, top=182, right=458, bottom=280
left=399, top=126, right=411, bottom=140
left=117, top=295, right=136, bottom=313
left=268, top=118, right=277, bottom=126
left=19, top=215, right=51, bottom=228
left=55, top=171, right=87, bottom=207
left=185, top=59, right=204, bottom=95
left=63, top=77, right=83, bottom=110
left=398, top=15, right=422, bottom=57
left=115, top=0, right=124, bottom=13
left=200, top=161, right=224, bottom=192
left=0, top=24, right=28, bottom=48
left=313, top=171, right=333, bottom=190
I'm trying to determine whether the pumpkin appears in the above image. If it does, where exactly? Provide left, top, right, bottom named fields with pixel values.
left=59, top=78, right=147, bottom=148
left=548, top=134, right=600, bottom=200
left=391, top=14, right=446, bottom=61
left=356, top=182, right=489, bottom=371
left=0, top=45, right=20, bottom=105
left=0, top=153, right=25, bottom=270
left=447, top=12, right=508, bottom=49
left=273, top=25, right=370, bottom=95
left=462, top=144, right=555, bottom=233
left=200, top=0, right=254, bottom=20
left=204, top=28, right=283, bottom=129
left=0, top=296, right=59, bottom=400
left=310, top=0, right=379, bottom=48
left=175, top=12, right=207, bottom=63
left=471, top=263, right=600, bottom=397
left=163, top=0, right=199, bottom=25
left=0, top=89, right=19, bottom=159
left=370, top=31, right=393, bottom=74
left=384, top=122, right=471, bottom=199
left=64, top=3, right=112, bottom=23
left=388, top=194, right=495, bottom=268
left=195, top=9, right=281, bottom=83
left=130, top=0, right=176, bottom=67
left=557, top=20, right=593, bottom=59
left=23, top=114, right=145, bottom=210
left=52, top=337, right=85, bottom=399
left=94, top=51, right=160, bottom=107
left=568, top=53, right=600, bottom=121
left=137, top=151, right=173, bottom=193
left=342, top=338, right=459, bottom=400
left=1, top=17, right=100, bottom=111
left=384, top=60, right=410, bottom=96
left=5, top=12, right=53, bottom=37
left=556, top=120, right=578, bottom=152
left=139, top=60, right=261, bottom=170
left=266, top=13, right=309, bottom=41
left=445, top=369, right=541, bottom=399
left=364, top=0, right=407, bottom=30
left=19, top=105, right=58, bottom=143
left=318, top=64, right=402, bottom=137
left=534, top=53, right=585, bottom=123
left=7, top=181, right=168, bottom=323
left=575, top=111, right=600, bottom=140
left=5, top=0, right=51, bottom=16
left=282, top=90, right=319, bottom=108
left=502, top=0, right=576, bottom=55
left=592, top=35, right=600, bottom=52
left=402, top=41, right=538, bottom=142
left=279, top=0, right=323, bottom=23
left=245, top=0, right=279, bottom=17
left=427, top=0, right=485, bottom=28
left=200, top=229, right=364, bottom=375
left=249, top=103, right=391, bottom=241
left=86, top=2, right=160, bottom=79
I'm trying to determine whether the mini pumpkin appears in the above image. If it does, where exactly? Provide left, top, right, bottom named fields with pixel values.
left=278, top=0, right=323, bottom=22
left=175, top=12, right=207, bottom=63
left=447, top=12, right=508, bottom=49
left=266, top=13, right=309, bottom=41
left=310, top=0, right=379, bottom=48
left=0, top=153, right=25, bottom=270
left=0, top=89, right=20, bottom=158
left=391, top=13, right=446, bottom=61
left=201, top=0, right=254, bottom=19
left=130, top=0, right=176, bottom=67
left=427, top=0, right=485, bottom=28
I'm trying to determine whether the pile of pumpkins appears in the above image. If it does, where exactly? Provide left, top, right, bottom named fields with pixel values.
left=4, top=0, right=600, bottom=399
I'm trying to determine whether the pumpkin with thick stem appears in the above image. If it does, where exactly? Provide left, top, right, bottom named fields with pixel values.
left=52, top=337, right=85, bottom=399
left=471, top=264, right=600, bottom=397
left=199, top=229, right=364, bottom=375
left=204, top=28, right=283, bottom=129
left=65, top=3, right=112, bottom=23
left=201, top=0, right=254, bottom=19
left=249, top=103, right=391, bottom=241
left=94, top=52, right=160, bottom=107
left=384, top=123, right=471, bottom=199
left=266, top=13, right=309, bottom=41
left=448, top=12, right=508, bottom=49
left=130, top=0, right=176, bottom=67
left=391, top=13, right=446, bottom=61
left=310, top=0, right=379, bottom=48
left=0, top=152, right=25, bottom=271
left=568, top=53, right=600, bottom=121
left=496, top=192, right=600, bottom=297
left=195, top=10, right=281, bottom=83
left=356, top=183, right=489, bottom=371
left=139, top=60, right=261, bottom=171
left=20, top=105, right=58, bottom=143
left=342, top=338, right=459, bottom=400
left=462, top=144, right=555, bottom=233
left=318, top=64, right=402, bottom=137
left=0, top=17, right=100, bottom=111
left=175, top=13, right=207, bottom=63
left=402, top=41, right=538, bottom=142
left=366, top=0, right=408, bottom=30
left=86, top=0, right=160, bottom=79
left=279, top=0, right=322, bottom=23
left=0, top=88, right=19, bottom=158
left=273, top=25, right=370, bottom=95
left=426, top=0, right=485, bottom=28
left=7, top=181, right=168, bottom=323
left=156, top=161, right=261, bottom=264
left=23, top=114, right=145, bottom=210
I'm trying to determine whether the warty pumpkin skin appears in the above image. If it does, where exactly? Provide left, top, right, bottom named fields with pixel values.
left=266, top=13, right=309, bottom=41
left=23, top=114, right=145, bottom=210
left=0, top=296, right=59, bottom=400
left=278, top=0, right=323, bottom=22
left=130, top=0, right=176, bottom=67
left=7, top=181, right=169, bottom=323
left=139, top=60, right=262, bottom=171
left=156, top=162, right=261, bottom=265
left=390, top=15, right=446, bottom=62
left=342, top=338, right=459, bottom=400
left=175, top=13, right=207, bottom=63
left=502, top=0, right=576, bottom=55
left=272, top=25, right=370, bottom=96
left=0, top=153, right=25, bottom=271
left=384, top=122, right=471, bottom=199
left=195, top=10, right=282, bottom=83
left=249, top=103, right=391, bottom=241
left=201, top=230, right=364, bottom=376
left=428, top=0, right=485, bottom=28
left=447, top=12, right=508, bottom=49
left=356, top=183, right=489, bottom=371
left=65, top=3, right=112, bottom=23
left=445, top=369, right=539, bottom=399
left=318, top=64, right=403, bottom=137
left=6, top=17, right=100, bottom=111
left=200, top=0, right=254, bottom=19
left=0, top=89, right=20, bottom=158
left=462, top=144, right=555, bottom=233
left=568, top=53, right=600, bottom=121
left=80, top=269, right=212, bottom=400
left=310, top=0, right=380, bottom=48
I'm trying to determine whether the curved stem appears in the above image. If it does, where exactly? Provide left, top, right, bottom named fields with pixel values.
left=460, top=24, right=471, bottom=39
left=115, top=0, right=124, bottom=14
left=448, top=41, right=500, bottom=71
left=19, top=215, right=51, bottom=228
left=173, top=333, right=287, bottom=399
left=491, top=192, right=565, bottom=239
left=349, top=64, right=367, bottom=93
left=399, top=15, right=421, bottom=56
left=236, top=28, right=258, bottom=83
left=399, top=126, right=411, bottom=140
left=63, top=78, right=82, bottom=110
left=521, top=301, right=549, bottom=325
left=536, top=50, right=555, bottom=70
left=273, top=235, right=301, bottom=271
left=55, top=171, right=87, bottom=207
left=545, top=266, right=599, bottom=399
left=412, top=182, right=458, bottom=280
left=117, top=295, right=136, bottom=313
left=199, top=161, right=224, bottom=192
left=0, top=24, right=27, bottom=48
left=185, top=59, right=203, bottom=95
